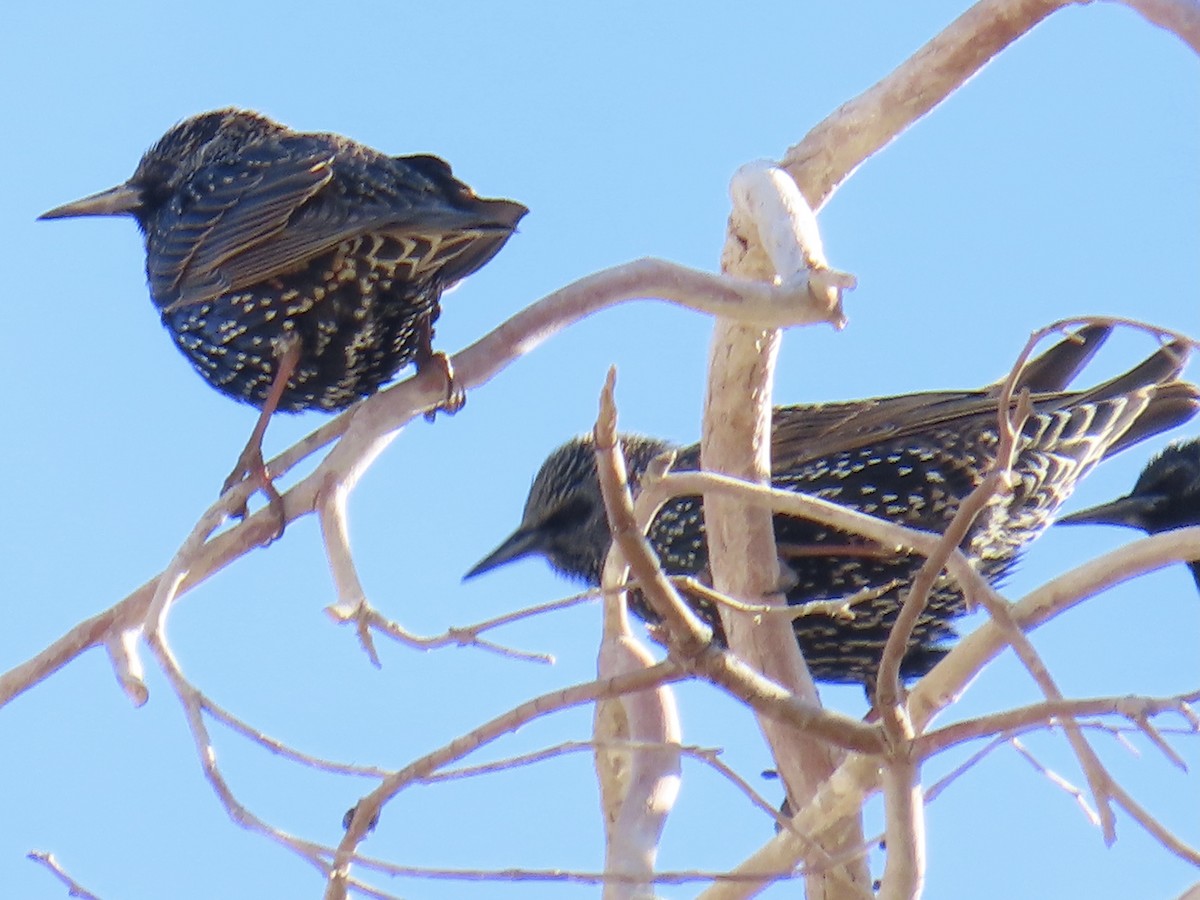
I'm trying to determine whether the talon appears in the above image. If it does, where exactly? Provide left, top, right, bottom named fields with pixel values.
left=220, top=463, right=253, bottom=522
left=260, top=470, right=287, bottom=543
left=221, top=446, right=286, bottom=542
left=421, top=350, right=466, bottom=422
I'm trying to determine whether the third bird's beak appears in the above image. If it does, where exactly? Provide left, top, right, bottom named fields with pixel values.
left=464, top=526, right=546, bottom=580
left=39, top=182, right=143, bottom=220
left=1057, top=494, right=1153, bottom=529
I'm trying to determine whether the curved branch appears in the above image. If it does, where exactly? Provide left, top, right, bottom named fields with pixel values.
left=0, top=258, right=838, bottom=712
left=780, top=0, right=1064, bottom=210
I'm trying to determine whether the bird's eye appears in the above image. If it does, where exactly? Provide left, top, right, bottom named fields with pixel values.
left=135, top=170, right=175, bottom=213
left=541, top=496, right=593, bottom=532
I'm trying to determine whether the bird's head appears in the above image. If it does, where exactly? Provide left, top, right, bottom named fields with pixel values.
left=1125, top=439, right=1200, bottom=532
left=38, top=108, right=285, bottom=228
left=1059, top=438, right=1200, bottom=533
left=465, top=434, right=675, bottom=585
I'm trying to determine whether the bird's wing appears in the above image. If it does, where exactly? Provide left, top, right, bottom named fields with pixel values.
left=154, top=137, right=517, bottom=310
left=769, top=327, right=1125, bottom=468
left=768, top=391, right=996, bottom=468
left=150, top=138, right=336, bottom=308
left=771, top=340, right=1196, bottom=469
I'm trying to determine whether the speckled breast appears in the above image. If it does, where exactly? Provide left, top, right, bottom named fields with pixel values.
left=157, top=236, right=442, bottom=413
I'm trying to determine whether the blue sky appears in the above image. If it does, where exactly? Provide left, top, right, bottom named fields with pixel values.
left=2, top=2, right=1198, bottom=898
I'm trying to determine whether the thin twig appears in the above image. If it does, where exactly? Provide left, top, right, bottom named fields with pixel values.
left=317, top=472, right=382, bottom=667
left=27, top=851, right=103, bottom=900
left=425, top=738, right=788, bottom=832
left=1010, top=738, right=1101, bottom=826
left=924, top=734, right=1012, bottom=804
left=203, top=694, right=390, bottom=778
left=1108, top=780, right=1200, bottom=866
left=917, top=692, right=1200, bottom=760
left=327, top=661, right=688, bottom=899
left=325, top=588, right=564, bottom=665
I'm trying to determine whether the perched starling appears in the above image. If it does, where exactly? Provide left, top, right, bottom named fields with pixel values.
left=40, top=108, right=527, bottom=517
left=467, top=327, right=1199, bottom=685
left=1058, top=437, right=1200, bottom=588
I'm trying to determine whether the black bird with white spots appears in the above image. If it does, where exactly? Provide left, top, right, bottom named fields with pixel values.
left=468, top=327, right=1198, bottom=686
left=41, top=107, right=526, bottom=413
left=41, top=108, right=526, bottom=513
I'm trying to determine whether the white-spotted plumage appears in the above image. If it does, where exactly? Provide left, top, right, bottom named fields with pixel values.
left=469, top=326, right=1198, bottom=686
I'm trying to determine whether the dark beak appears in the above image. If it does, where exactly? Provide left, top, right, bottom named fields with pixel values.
left=1057, top=494, right=1154, bottom=529
left=39, top=182, right=143, bottom=220
left=464, top=526, right=546, bottom=580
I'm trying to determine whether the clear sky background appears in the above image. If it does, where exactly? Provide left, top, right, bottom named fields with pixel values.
left=2, top=2, right=1198, bottom=898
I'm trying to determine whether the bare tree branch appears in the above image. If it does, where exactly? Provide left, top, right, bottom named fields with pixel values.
left=710, top=159, right=870, bottom=900
left=326, top=661, right=687, bottom=899
left=916, top=692, right=1200, bottom=759
left=1, top=258, right=834, bottom=713
left=27, top=851, right=103, bottom=900
left=877, top=752, right=926, bottom=900
left=10, top=1, right=1200, bottom=896
left=593, top=380, right=886, bottom=757
left=1118, top=0, right=1200, bottom=53
left=1010, top=737, right=1102, bottom=824
left=693, top=0, right=1200, bottom=883
left=591, top=374, right=686, bottom=899
left=714, top=525, right=1200, bottom=896
left=426, top=738, right=794, bottom=831
left=325, top=593, right=563, bottom=665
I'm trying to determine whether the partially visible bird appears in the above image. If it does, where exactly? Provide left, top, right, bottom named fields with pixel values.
left=1058, top=437, right=1200, bottom=588
left=467, top=326, right=1199, bottom=686
left=40, top=108, right=527, bottom=522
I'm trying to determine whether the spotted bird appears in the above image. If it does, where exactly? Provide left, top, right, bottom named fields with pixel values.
left=41, top=108, right=526, bottom=522
left=467, top=327, right=1198, bottom=685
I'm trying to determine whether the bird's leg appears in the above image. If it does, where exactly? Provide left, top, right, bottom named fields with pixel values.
left=221, top=337, right=300, bottom=540
left=415, top=317, right=465, bottom=422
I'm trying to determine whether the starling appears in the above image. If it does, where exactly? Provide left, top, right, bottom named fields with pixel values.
left=1058, top=438, right=1200, bottom=588
left=467, top=327, right=1199, bottom=685
left=40, top=108, right=527, bottom=519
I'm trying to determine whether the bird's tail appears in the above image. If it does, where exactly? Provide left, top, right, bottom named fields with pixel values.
left=1005, top=323, right=1113, bottom=394
left=1075, top=338, right=1198, bottom=460
left=1001, top=338, right=1198, bottom=519
left=1104, top=380, right=1200, bottom=459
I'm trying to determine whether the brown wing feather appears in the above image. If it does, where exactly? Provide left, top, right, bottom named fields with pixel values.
left=769, top=326, right=1125, bottom=469
left=154, top=145, right=336, bottom=309
left=160, top=137, right=524, bottom=311
left=181, top=153, right=335, bottom=294
left=769, top=391, right=993, bottom=469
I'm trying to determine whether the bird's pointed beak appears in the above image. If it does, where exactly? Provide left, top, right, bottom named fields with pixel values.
left=1057, top=494, right=1154, bottom=529
left=39, top=182, right=143, bottom=220
left=464, top=526, right=546, bottom=580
